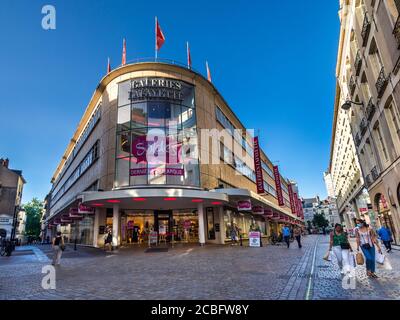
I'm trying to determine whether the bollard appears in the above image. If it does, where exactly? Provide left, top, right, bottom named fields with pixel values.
left=240, top=234, right=243, bottom=246
left=74, top=239, right=77, bottom=251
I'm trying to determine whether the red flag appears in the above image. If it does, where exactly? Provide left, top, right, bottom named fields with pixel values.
left=122, top=38, right=127, bottom=65
left=107, top=57, right=111, bottom=73
left=206, top=61, right=212, bottom=82
left=187, top=42, right=192, bottom=69
left=155, top=17, right=166, bottom=51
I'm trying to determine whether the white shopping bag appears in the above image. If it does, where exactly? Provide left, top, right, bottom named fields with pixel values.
left=376, top=252, right=385, bottom=264
left=376, top=254, right=393, bottom=270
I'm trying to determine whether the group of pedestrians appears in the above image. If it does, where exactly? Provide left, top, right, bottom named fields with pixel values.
left=327, top=219, right=392, bottom=279
left=281, top=224, right=303, bottom=249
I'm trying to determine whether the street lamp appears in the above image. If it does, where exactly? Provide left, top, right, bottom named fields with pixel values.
left=341, top=100, right=364, bottom=110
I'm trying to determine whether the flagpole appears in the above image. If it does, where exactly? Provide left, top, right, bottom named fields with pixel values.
left=155, top=16, right=158, bottom=61
left=187, top=41, right=189, bottom=69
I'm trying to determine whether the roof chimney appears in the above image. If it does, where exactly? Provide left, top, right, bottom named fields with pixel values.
left=2, top=158, right=9, bottom=168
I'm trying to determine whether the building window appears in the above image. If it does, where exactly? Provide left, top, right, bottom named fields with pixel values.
left=386, top=0, right=400, bottom=25
left=215, top=106, right=253, bottom=158
left=115, top=78, right=200, bottom=188
left=375, top=124, right=389, bottom=162
left=386, top=102, right=400, bottom=146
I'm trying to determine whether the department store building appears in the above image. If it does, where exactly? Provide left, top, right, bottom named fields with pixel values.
left=44, top=61, right=304, bottom=247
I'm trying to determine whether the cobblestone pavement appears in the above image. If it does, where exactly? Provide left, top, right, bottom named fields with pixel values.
left=0, top=235, right=399, bottom=300
left=312, top=236, right=400, bottom=300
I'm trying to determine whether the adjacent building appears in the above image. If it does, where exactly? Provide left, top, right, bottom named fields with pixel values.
left=15, top=208, right=27, bottom=243
left=317, top=197, right=342, bottom=227
left=44, top=60, right=304, bottom=248
left=0, top=158, right=26, bottom=239
left=323, top=172, right=336, bottom=198
left=328, top=0, right=400, bottom=242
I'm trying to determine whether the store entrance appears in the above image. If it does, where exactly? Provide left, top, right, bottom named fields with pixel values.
left=154, top=210, right=173, bottom=242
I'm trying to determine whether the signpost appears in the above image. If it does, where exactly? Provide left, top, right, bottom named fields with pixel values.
left=148, top=231, right=158, bottom=247
left=249, top=231, right=261, bottom=247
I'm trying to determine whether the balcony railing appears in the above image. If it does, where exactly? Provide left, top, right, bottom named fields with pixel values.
left=393, top=15, right=400, bottom=49
left=359, top=118, right=368, bottom=136
left=375, top=67, right=390, bottom=99
left=354, top=50, right=362, bottom=75
left=349, top=75, right=356, bottom=96
left=361, top=14, right=371, bottom=47
left=355, top=132, right=361, bottom=147
left=371, top=166, right=379, bottom=181
left=365, top=174, right=372, bottom=187
left=366, top=98, right=376, bottom=121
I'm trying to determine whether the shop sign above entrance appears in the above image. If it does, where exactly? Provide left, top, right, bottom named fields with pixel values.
left=237, top=199, right=252, bottom=211
left=78, top=202, right=94, bottom=214
left=252, top=206, right=264, bottom=215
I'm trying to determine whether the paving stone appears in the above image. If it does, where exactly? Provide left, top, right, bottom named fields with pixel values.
left=1, top=236, right=400, bottom=300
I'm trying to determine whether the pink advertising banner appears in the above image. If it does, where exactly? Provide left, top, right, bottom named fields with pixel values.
left=130, top=167, right=184, bottom=176
left=293, top=193, right=300, bottom=217
left=273, top=166, right=284, bottom=207
left=287, top=184, right=297, bottom=215
left=253, top=137, right=265, bottom=194
left=131, top=135, right=182, bottom=165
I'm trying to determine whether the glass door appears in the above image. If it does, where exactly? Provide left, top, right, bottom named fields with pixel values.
left=154, top=210, right=172, bottom=242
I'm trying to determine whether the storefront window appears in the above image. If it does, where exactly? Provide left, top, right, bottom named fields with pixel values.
left=223, top=210, right=256, bottom=239
left=115, top=77, right=199, bottom=188
left=173, top=209, right=198, bottom=242
left=123, top=211, right=154, bottom=244
left=63, top=215, right=95, bottom=246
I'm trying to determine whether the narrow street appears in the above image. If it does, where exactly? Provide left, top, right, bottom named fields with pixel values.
left=1, top=235, right=399, bottom=300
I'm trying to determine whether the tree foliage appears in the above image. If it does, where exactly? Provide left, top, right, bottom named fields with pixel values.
left=312, top=213, right=329, bottom=229
left=23, top=198, right=43, bottom=237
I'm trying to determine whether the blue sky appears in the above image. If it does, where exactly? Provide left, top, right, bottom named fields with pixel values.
left=0, top=0, right=339, bottom=203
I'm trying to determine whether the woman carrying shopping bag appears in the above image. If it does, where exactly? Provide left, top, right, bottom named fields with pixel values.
left=355, top=220, right=382, bottom=278
left=329, top=224, right=354, bottom=276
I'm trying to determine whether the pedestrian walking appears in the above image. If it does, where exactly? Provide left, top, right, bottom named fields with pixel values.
left=230, top=224, right=238, bottom=245
left=52, top=231, right=65, bottom=266
left=104, top=228, right=112, bottom=251
left=104, top=229, right=113, bottom=251
left=329, top=224, right=353, bottom=276
left=282, top=225, right=291, bottom=248
left=377, top=223, right=393, bottom=253
left=293, top=226, right=302, bottom=248
left=356, top=220, right=382, bottom=278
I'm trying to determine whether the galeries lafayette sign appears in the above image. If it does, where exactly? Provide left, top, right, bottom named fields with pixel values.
left=129, top=78, right=184, bottom=102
